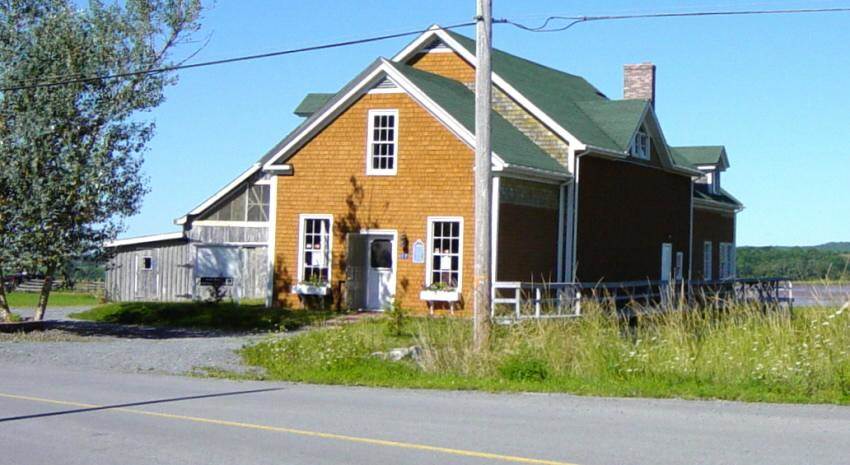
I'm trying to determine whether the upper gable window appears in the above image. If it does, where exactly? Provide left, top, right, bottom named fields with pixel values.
left=697, top=168, right=721, bottom=194
left=202, top=183, right=270, bottom=223
left=629, top=128, right=651, bottom=160
left=366, top=109, right=398, bottom=175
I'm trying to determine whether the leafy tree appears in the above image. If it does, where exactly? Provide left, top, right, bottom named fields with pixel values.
left=737, top=246, right=850, bottom=281
left=0, top=0, right=202, bottom=321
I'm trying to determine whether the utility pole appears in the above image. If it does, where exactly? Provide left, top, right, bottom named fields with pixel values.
left=472, top=0, right=492, bottom=351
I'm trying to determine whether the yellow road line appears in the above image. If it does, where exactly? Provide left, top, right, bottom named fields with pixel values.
left=0, top=392, right=580, bottom=465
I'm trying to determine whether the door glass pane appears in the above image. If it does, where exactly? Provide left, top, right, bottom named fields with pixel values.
left=370, top=239, right=392, bottom=269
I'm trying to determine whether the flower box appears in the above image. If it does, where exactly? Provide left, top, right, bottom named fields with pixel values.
left=294, top=283, right=330, bottom=296
left=419, top=289, right=460, bottom=302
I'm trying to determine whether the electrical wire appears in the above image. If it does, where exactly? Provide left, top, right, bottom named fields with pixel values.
left=0, top=20, right=481, bottom=92
left=3, top=6, right=850, bottom=92
left=505, top=6, right=850, bottom=32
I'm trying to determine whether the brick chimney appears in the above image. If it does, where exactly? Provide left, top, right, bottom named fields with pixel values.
left=624, top=62, right=656, bottom=107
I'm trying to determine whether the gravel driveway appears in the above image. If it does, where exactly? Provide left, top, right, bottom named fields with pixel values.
left=1, top=306, right=274, bottom=376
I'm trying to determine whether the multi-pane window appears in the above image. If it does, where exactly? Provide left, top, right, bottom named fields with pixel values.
left=246, top=185, right=270, bottom=222
left=718, top=242, right=735, bottom=280
left=703, top=241, right=713, bottom=281
left=630, top=128, right=650, bottom=160
left=428, top=218, right=462, bottom=289
left=299, top=216, right=332, bottom=284
left=366, top=109, right=398, bottom=175
left=675, top=251, right=684, bottom=281
left=204, top=183, right=270, bottom=222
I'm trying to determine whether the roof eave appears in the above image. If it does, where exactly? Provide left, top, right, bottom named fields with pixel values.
left=105, top=232, right=186, bottom=248
left=694, top=197, right=744, bottom=213
left=497, top=163, right=571, bottom=184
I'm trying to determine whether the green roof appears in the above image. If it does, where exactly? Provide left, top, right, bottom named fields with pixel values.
left=671, top=146, right=726, bottom=167
left=445, top=30, right=647, bottom=152
left=294, top=93, right=334, bottom=117
left=390, top=62, right=566, bottom=174
left=694, top=185, right=741, bottom=208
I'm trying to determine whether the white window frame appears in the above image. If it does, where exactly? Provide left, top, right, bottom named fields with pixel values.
left=296, top=214, right=334, bottom=285
left=365, top=109, right=399, bottom=176
left=719, top=242, right=735, bottom=280
left=629, top=128, right=651, bottom=160
left=703, top=241, right=713, bottom=281
left=675, top=251, right=684, bottom=281
left=425, top=216, right=464, bottom=291
left=141, top=256, right=153, bottom=271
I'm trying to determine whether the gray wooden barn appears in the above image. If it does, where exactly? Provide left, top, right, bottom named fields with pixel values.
left=105, top=166, right=274, bottom=303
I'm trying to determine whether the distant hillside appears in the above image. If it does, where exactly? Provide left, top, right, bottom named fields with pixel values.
left=813, top=242, right=850, bottom=253
left=737, top=246, right=850, bottom=281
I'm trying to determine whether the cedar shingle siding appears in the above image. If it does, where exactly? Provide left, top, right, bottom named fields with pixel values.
left=273, top=92, right=475, bottom=313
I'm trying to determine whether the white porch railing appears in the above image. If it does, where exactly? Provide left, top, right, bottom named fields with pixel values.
left=491, top=278, right=794, bottom=322
left=491, top=282, right=582, bottom=321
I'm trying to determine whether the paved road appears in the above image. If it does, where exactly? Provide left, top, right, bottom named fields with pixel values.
left=1, top=363, right=849, bottom=465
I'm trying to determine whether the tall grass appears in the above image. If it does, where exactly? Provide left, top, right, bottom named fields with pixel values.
left=242, top=299, right=850, bottom=403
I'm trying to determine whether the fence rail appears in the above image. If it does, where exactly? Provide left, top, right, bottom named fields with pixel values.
left=492, top=278, right=794, bottom=322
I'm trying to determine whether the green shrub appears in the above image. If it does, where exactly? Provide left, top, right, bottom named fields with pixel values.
left=498, top=354, right=550, bottom=382
left=384, top=300, right=409, bottom=336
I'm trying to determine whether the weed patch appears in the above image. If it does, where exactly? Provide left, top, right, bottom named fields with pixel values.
left=239, top=301, right=850, bottom=404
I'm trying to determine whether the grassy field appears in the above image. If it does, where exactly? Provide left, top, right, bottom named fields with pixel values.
left=7, top=291, right=100, bottom=308
left=241, top=302, right=850, bottom=404
left=71, top=302, right=332, bottom=332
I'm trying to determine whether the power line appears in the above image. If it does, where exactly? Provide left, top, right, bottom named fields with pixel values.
left=505, top=6, right=850, bottom=32
left=3, top=6, right=849, bottom=92
left=0, top=21, right=481, bottom=93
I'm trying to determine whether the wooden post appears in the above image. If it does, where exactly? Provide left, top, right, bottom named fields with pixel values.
left=473, top=0, right=492, bottom=351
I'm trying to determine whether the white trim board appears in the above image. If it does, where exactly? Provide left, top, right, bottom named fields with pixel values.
left=106, top=232, right=184, bottom=248
left=266, top=176, right=278, bottom=307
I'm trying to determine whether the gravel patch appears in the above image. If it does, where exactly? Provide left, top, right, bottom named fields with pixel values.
left=0, top=306, right=284, bottom=376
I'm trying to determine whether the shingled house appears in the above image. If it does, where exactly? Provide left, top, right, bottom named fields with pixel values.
left=105, top=26, right=742, bottom=311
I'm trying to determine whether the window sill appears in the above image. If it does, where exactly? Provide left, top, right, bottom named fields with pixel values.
left=419, top=289, right=460, bottom=302
left=294, top=284, right=330, bottom=296
left=365, top=170, right=397, bottom=176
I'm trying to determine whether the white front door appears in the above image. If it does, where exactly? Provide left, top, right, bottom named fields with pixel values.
left=366, top=235, right=395, bottom=310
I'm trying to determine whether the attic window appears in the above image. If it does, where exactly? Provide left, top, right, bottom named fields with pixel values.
left=203, top=183, right=270, bottom=223
left=629, top=128, right=651, bottom=160
left=698, top=169, right=721, bottom=194
left=366, top=109, right=398, bottom=175
left=423, top=39, right=450, bottom=52
left=369, top=77, right=400, bottom=93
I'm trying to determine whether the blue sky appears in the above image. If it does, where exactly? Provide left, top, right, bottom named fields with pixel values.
left=125, top=0, right=850, bottom=246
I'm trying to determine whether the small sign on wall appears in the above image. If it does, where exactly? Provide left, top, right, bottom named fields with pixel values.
left=412, top=239, right=425, bottom=264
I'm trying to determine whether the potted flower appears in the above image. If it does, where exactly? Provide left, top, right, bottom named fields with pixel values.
left=294, top=275, right=330, bottom=296
left=419, top=281, right=460, bottom=302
